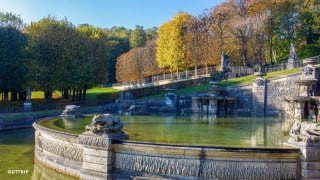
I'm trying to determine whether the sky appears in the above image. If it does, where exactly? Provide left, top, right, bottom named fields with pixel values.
left=0, top=0, right=226, bottom=29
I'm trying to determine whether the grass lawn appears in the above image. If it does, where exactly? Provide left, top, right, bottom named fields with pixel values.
left=144, top=67, right=302, bottom=98
left=86, top=87, right=119, bottom=101
left=30, top=87, right=119, bottom=101
left=219, top=68, right=301, bottom=87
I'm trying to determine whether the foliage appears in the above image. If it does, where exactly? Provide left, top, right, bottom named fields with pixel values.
left=129, top=25, right=146, bottom=48
left=0, top=23, right=27, bottom=101
left=25, top=17, right=91, bottom=100
left=157, top=12, right=193, bottom=73
left=116, top=39, right=160, bottom=82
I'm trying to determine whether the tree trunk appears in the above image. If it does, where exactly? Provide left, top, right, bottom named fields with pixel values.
left=44, top=91, right=52, bottom=100
left=19, top=91, right=26, bottom=101
left=11, top=90, right=18, bottom=101
left=72, top=89, right=76, bottom=101
left=3, top=91, right=8, bottom=101
left=83, top=85, right=88, bottom=101
left=78, top=89, right=82, bottom=102
left=63, top=89, right=69, bottom=99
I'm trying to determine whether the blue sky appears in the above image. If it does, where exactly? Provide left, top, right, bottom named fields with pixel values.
left=0, top=0, right=225, bottom=29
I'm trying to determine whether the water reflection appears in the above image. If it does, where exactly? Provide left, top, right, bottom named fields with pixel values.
left=48, top=114, right=290, bottom=147
left=120, top=114, right=290, bottom=147
left=32, top=159, right=77, bottom=180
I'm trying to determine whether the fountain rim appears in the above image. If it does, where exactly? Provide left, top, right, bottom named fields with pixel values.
left=34, top=116, right=299, bottom=150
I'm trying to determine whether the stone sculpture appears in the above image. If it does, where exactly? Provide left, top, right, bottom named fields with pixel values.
left=60, top=105, right=82, bottom=117
left=289, top=121, right=320, bottom=146
left=289, top=43, right=296, bottom=61
left=85, top=114, right=123, bottom=134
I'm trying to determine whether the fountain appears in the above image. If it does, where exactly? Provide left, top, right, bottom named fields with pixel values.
left=60, top=105, right=82, bottom=118
left=192, top=81, right=236, bottom=115
left=32, top=111, right=301, bottom=179
left=281, top=58, right=320, bottom=179
left=282, top=58, right=319, bottom=123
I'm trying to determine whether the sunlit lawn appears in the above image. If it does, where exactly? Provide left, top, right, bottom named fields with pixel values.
left=219, top=67, right=301, bottom=87
left=30, top=87, right=119, bottom=101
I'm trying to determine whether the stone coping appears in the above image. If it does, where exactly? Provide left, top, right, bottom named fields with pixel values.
left=33, top=116, right=79, bottom=139
left=114, top=139, right=300, bottom=153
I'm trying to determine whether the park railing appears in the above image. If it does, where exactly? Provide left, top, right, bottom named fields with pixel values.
left=112, top=66, right=217, bottom=90
left=112, top=55, right=320, bottom=90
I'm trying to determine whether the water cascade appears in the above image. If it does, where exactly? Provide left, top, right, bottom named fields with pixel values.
left=192, top=81, right=236, bottom=115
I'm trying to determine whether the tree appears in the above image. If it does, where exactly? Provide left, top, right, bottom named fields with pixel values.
left=0, top=12, right=27, bottom=101
left=26, top=17, right=96, bottom=101
left=0, top=12, right=24, bottom=30
left=0, top=26, right=27, bottom=101
left=105, top=26, right=131, bottom=83
left=157, top=12, right=193, bottom=77
left=210, top=3, right=232, bottom=60
left=130, top=25, right=146, bottom=48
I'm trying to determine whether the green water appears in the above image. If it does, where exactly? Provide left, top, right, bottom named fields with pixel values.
left=0, top=128, right=77, bottom=180
left=40, top=114, right=289, bottom=147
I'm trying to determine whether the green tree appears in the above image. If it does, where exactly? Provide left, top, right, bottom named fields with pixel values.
left=0, top=12, right=24, bottom=30
left=0, top=26, right=27, bottom=101
left=129, top=25, right=146, bottom=48
left=0, top=12, right=27, bottom=101
left=105, top=26, right=131, bottom=83
left=26, top=17, right=96, bottom=101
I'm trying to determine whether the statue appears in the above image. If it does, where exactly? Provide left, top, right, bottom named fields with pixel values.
left=289, top=121, right=320, bottom=145
left=85, top=114, right=124, bottom=134
left=60, top=105, right=82, bottom=118
left=289, top=43, right=296, bottom=61
left=220, top=52, right=230, bottom=72
left=26, top=87, right=31, bottom=101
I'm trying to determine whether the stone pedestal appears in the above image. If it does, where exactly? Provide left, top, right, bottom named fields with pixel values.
left=24, top=102, right=32, bottom=112
left=252, top=74, right=266, bottom=116
left=287, top=58, right=298, bottom=69
left=297, top=146, right=320, bottom=179
left=79, top=134, right=113, bottom=180
left=79, top=132, right=128, bottom=180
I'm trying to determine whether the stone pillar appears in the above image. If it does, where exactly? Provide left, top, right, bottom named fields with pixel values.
left=79, top=130, right=128, bottom=180
left=252, top=73, right=266, bottom=116
left=293, top=101, right=305, bottom=122
left=202, top=97, right=209, bottom=113
left=79, top=134, right=113, bottom=180
left=192, top=97, right=201, bottom=113
left=317, top=102, right=320, bottom=124
left=208, top=97, right=217, bottom=114
left=301, top=147, right=320, bottom=179
left=165, top=92, right=177, bottom=111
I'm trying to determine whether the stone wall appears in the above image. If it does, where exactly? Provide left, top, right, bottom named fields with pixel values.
left=266, top=73, right=300, bottom=116
left=222, top=73, right=301, bottom=116
left=224, top=84, right=252, bottom=115
left=126, top=77, right=211, bottom=99
left=113, top=141, right=300, bottom=179
left=0, top=115, right=54, bottom=131
left=33, top=120, right=82, bottom=178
